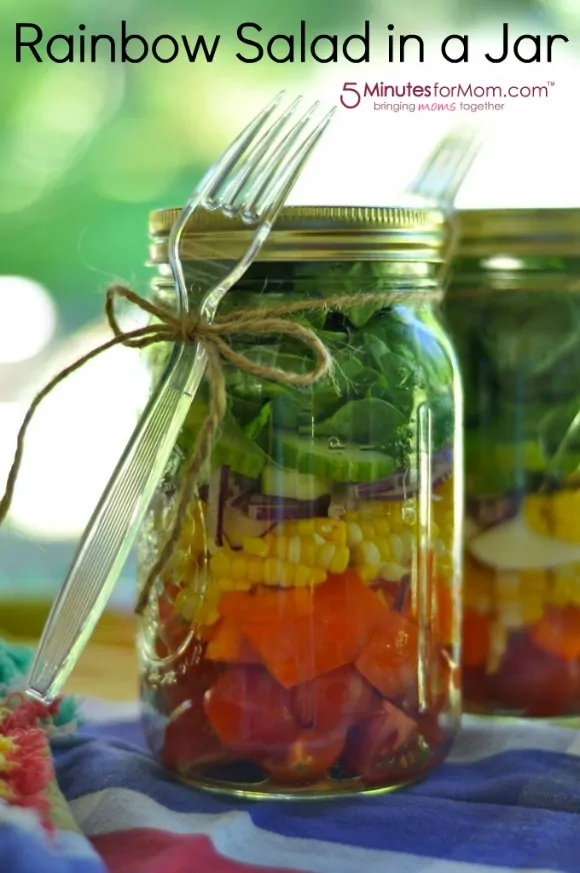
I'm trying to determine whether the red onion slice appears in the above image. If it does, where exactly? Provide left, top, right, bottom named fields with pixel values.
left=247, top=495, right=330, bottom=522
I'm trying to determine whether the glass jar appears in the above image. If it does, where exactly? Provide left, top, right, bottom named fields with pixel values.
left=138, top=205, right=463, bottom=797
left=445, top=208, right=580, bottom=717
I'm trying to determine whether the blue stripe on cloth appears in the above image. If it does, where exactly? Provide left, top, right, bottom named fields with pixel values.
left=0, top=823, right=105, bottom=873
left=52, top=719, right=580, bottom=873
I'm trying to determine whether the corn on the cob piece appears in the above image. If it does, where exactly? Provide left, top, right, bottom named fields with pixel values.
left=173, top=571, right=220, bottom=627
left=257, top=528, right=350, bottom=575
left=343, top=506, right=416, bottom=582
left=276, top=517, right=348, bottom=547
left=168, top=500, right=208, bottom=580
left=209, top=546, right=327, bottom=589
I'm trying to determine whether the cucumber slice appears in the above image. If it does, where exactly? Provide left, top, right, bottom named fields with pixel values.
left=261, top=464, right=331, bottom=500
left=274, top=434, right=396, bottom=483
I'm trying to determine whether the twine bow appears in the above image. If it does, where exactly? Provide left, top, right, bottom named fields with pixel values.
left=0, top=281, right=441, bottom=615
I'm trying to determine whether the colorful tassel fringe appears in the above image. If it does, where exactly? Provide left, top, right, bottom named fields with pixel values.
left=0, top=638, right=81, bottom=832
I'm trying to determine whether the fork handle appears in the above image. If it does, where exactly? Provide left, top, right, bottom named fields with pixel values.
left=26, top=343, right=206, bottom=704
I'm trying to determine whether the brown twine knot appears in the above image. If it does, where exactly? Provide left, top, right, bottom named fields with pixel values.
left=0, top=281, right=441, bottom=617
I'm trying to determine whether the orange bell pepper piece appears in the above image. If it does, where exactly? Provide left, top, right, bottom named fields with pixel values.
left=462, top=610, right=490, bottom=669
left=206, top=616, right=261, bottom=664
left=218, top=586, right=315, bottom=624
left=355, top=611, right=419, bottom=698
left=241, top=571, right=387, bottom=688
left=530, top=606, right=580, bottom=662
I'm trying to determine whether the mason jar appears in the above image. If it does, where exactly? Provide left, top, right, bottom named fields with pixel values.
left=445, top=209, right=580, bottom=717
left=137, top=205, right=463, bottom=797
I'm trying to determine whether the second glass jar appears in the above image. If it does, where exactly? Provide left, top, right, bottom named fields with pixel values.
left=446, top=208, right=580, bottom=717
left=138, top=205, right=462, bottom=797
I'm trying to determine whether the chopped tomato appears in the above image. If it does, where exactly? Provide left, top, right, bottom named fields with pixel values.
left=355, top=611, right=419, bottom=699
left=529, top=607, right=580, bottom=662
left=415, top=711, right=446, bottom=752
left=259, top=728, right=346, bottom=785
left=155, top=618, right=191, bottom=659
left=161, top=701, right=227, bottom=775
left=157, top=651, right=221, bottom=715
left=434, top=580, right=454, bottom=647
left=370, top=581, right=399, bottom=611
left=341, top=700, right=419, bottom=784
left=241, top=573, right=387, bottom=688
left=218, top=587, right=314, bottom=624
left=462, top=610, right=490, bottom=669
left=488, top=630, right=580, bottom=717
left=206, top=616, right=261, bottom=664
left=158, top=581, right=181, bottom=624
left=462, top=665, right=489, bottom=711
left=291, top=666, right=379, bottom=732
left=203, top=665, right=297, bottom=755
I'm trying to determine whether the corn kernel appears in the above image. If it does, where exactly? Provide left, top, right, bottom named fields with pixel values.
left=243, top=537, right=269, bottom=558
left=355, top=520, right=371, bottom=540
left=388, top=533, right=404, bottom=563
left=231, top=557, right=247, bottom=580
left=281, top=563, right=295, bottom=587
left=347, top=522, right=363, bottom=547
left=209, top=553, right=230, bottom=579
left=358, top=564, right=378, bottom=582
left=294, top=565, right=311, bottom=586
left=311, top=567, right=327, bottom=584
left=273, top=536, right=287, bottom=560
left=286, top=536, right=301, bottom=564
left=174, top=589, right=197, bottom=620
left=247, top=558, right=264, bottom=584
left=377, top=539, right=393, bottom=562
left=296, top=519, right=316, bottom=536
left=263, top=557, right=285, bottom=585
left=329, top=545, right=350, bottom=574
left=373, top=518, right=391, bottom=537
left=317, top=542, right=336, bottom=569
left=357, top=541, right=381, bottom=567
left=203, top=607, right=220, bottom=626
left=379, top=562, right=406, bottom=582
left=301, top=539, right=317, bottom=565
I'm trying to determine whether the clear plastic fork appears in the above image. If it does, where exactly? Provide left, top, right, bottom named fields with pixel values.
left=26, top=92, right=336, bottom=705
left=406, top=122, right=485, bottom=210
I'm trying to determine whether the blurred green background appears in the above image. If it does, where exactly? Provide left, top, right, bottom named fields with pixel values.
left=0, top=0, right=576, bottom=625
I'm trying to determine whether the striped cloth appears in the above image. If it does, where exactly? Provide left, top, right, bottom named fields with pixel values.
left=15, top=700, right=580, bottom=873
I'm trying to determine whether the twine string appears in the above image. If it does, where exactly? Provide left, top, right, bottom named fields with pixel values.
left=0, top=281, right=442, bottom=616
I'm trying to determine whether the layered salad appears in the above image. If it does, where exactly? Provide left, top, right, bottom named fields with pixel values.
left=139, top=269, right=459, bottom=793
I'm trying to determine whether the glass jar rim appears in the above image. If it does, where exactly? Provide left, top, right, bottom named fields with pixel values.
left=149, top=204, right=450, bottom=263
left=456, top=208, right=580, bottom=259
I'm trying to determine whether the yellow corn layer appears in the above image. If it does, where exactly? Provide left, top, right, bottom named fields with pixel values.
left=174, top=584, right=220, bottom=627
left=276, top=517, right=347, bottom=547
left=210, top=547, right=328, bottom=589
left=525, top=491, right=580, bottom=543
left=256, top=530, right=350, bottom=575
left=168, top=500, right=208, bottom=581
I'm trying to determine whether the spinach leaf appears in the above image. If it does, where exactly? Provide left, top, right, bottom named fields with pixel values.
left=307, top=398, right=407, bottom=454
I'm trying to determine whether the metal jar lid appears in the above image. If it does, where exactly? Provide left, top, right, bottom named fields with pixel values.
left=456, top=209, right=580, bottom=259
left=149, top=204, right=450, bottom=264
